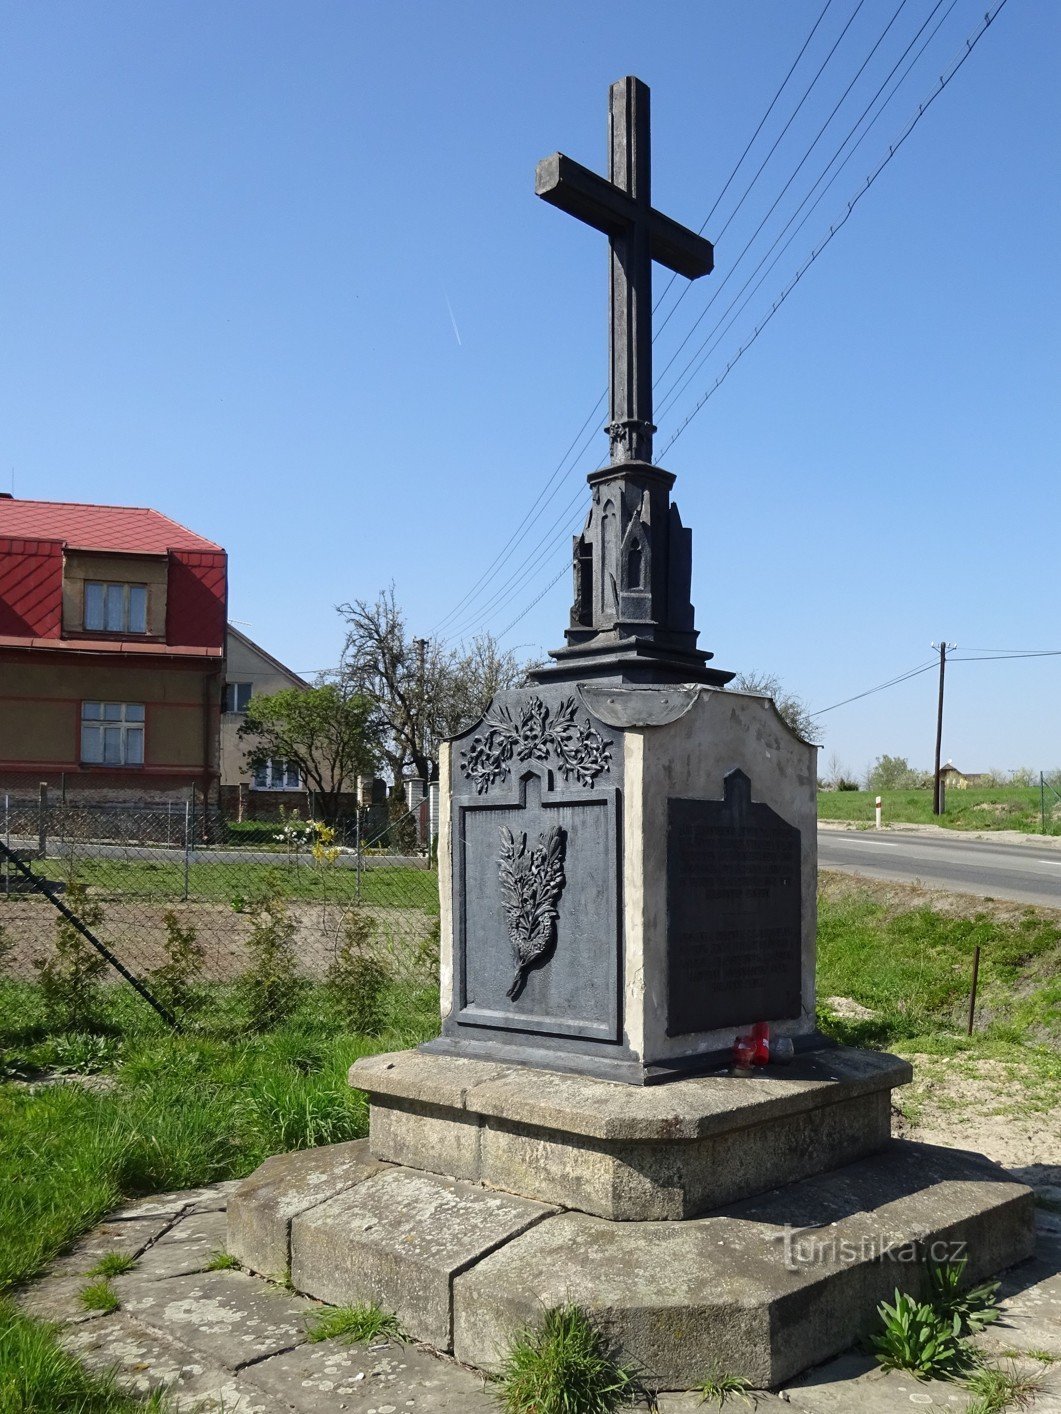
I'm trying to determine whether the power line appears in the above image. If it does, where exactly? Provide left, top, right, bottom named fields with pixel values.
left=811, top=660, right=938, bottom=717
left=653, top=0, right=958, bottom=427
left=657, top=0, right=1011, bottom=459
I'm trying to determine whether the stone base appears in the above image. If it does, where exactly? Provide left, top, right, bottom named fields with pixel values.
left=228, top=1137, right=1035, bottom=1389
left=350, top=1046, right=910, bottom=1219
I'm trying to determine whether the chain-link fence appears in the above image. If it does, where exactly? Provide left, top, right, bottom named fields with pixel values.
left=0, top=783, right=440, bottom=1039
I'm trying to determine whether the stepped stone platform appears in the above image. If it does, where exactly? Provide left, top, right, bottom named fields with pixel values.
left=225, top=1047, right=1037, bottom=1389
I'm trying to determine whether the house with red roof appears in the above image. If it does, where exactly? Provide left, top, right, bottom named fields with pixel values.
left=0, top=494, right=227, bottom=803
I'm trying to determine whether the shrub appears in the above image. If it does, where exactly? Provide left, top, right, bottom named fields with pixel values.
left=149, top=910, right=206, bottom=1018
left=238, top=891, right=304, bottom=1030
left=34, top=884, right=107, bottom=1031
left=494, top=1303, right=641, bottom=1414
left=836, top=777, right=861, bottom=791
left=328, top=911, right=389, bottom=1034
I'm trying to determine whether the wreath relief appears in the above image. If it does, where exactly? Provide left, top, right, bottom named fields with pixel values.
left=497, top=824, right=567, bottom=1001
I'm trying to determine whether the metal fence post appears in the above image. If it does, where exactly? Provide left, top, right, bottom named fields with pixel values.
left=3, top=793, right=8, bottom=896
left=37, top=782, right=48, bottom=860
left=1043, top=772, right=1047, bottom=835
left=183, top=799, right=191, bottom=901
left=355, top=804, right=363, bottom=905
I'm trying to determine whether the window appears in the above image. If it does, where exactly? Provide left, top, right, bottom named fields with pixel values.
left=81, top=702, right=145, bottom=766
left=252, top=758, right=301, bottom=790
left=84, top=582, right=148, bottom=634
left=224, top=682, right=252, bottom=713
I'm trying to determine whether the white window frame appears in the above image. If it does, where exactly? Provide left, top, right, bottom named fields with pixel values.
left=252, top=758, right=302, bottom=790
left=81, top=701, right=145, bottom=767
left=224, top=681, right=252, bottom=713
left=84, top=581, right=148, bottom=634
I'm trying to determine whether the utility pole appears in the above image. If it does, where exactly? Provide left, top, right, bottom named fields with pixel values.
left=931, top=640, right=956, bottom=816
left=413, top=637, right=429, bottom=783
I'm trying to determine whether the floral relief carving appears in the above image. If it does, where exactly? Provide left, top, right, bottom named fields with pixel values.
left=460, top=696, right=612, bottom=795
left=498, top=824, right=566, bottom=1001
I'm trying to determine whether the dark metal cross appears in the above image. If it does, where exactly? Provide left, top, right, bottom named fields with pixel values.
left=536, top=77, right=714, bottom=466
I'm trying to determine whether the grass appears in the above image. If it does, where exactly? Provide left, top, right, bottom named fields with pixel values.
left=697, top=1364, right=753, bottom=1406
left=30, top=857, right=440, bottom=909
left=817, top=785, right=1060, bottom=835
left=964, top=1359, right=1046, bottom=1412
left=87, top=1252, right=137, bottom=1278
left=493, top=1304, right=642, bottom=1414
left=0, top=1298, right=173, bottom=1412
left=817, top=873, right=1061, bottom=1055
left=79, top=1280, right=120, bottom=1315
left=304, top=1301, right=404, bottom=1344
left=205, top=1250, right=240, bottom=1271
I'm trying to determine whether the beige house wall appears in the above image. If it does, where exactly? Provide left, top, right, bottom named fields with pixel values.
left=221, top=628, right=307, bottom=786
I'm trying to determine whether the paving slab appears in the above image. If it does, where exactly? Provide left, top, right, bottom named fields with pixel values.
left=115, top=1268, right=315, bottom=1370
left=781, top=1351, right=973, bottom=1410
left=108, top=1183, right=240, bottom=1222
left=241, top=1333, right=498, bottom=1411
left=46, top=1215, right=176, bottom=1279
left=134, top=1208, right=231, bottom=1280
left=291, top=1166, right=556, bottom=1350
left=59, top=1310, right=289, bottom=1412
left=17, top=1273, right=111, bottom=1326
left=227, top=1138, right=387, bottom=1280
left=972, top=1225, right=1061, bottom=1360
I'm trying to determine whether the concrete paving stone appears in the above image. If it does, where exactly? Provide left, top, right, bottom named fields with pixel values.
left=291, top=1166, right=556, bottom=1350
left=45, top=1215, right=176, bottom=1279
left=109, top=1184, right=239, bottom=1222
left=227, top=1138, right=388, bottom=1280
left=240, top=1333, right=498, bottom=1411
left=16, top=1273, right=111, bottom=1326
left=973, top=1226, right=1061, bottom=1359
left=781, top=1351, right=972, bottom=1410
left=134, top=1209, right=232, bottom=1280
left=114, top=1268, right=315, bottom=1370
left=59, top=1310, right=290, bottom=1412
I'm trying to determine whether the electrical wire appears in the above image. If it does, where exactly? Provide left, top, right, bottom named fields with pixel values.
left=811, top=660, right=938, bottom=716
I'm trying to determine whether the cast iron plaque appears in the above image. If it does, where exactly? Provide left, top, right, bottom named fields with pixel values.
left=666, top=769, right=801, bottom=1035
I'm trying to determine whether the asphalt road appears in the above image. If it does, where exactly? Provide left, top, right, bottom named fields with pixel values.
left=819, top=828, right=1061, bottom=909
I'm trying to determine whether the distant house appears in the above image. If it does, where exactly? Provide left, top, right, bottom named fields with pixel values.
left=0, top=494, right=226, bottom=802
left=220, top=625, right=308, bottom=819
left=939, top=762, right=987, bottom=790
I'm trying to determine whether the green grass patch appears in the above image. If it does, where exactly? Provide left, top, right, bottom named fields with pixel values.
left=494, top=1303, right=642, bottom=1414
left=697, top=1364, right=753, bottom=1406
left=32, top=857, right=440, bottom=909
left=79, top=1280, right=120, bottom=1314
left=87, top=1252, right=136, bottom=1278
left=0, top=1297, right=172, bottom=1412
left=964, top=1359, right=1044, bottom=1413
left=817, top=786, right=1059, bottom=835
left=205, top=1250, right=240, bottom=1271
left=304, top=1301, right=404, bottom=1344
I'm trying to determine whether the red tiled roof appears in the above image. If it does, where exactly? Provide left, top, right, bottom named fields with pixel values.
left=0, top=499, right=222, bottom=554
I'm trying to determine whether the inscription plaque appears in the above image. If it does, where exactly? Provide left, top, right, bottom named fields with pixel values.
left=666, top=769, right=801, bottom=1035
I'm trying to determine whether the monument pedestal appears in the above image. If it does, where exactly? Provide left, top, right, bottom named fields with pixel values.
left=227, top=1046, right=1034, bottom=1388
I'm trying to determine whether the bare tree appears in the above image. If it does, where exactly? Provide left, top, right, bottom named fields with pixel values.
left=730, top=670, right=821, bottom=744
left=337, top=588, right=531, bottom=784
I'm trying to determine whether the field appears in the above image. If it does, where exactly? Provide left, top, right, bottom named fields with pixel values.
left=2, top=873, right=1059, bottom=1409
left=817, top=784, right=1061, bottom=835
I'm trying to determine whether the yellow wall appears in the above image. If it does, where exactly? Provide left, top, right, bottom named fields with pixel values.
left=62, top=551, right=168, bottom=636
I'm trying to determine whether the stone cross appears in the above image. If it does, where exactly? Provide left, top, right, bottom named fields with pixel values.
left=536, top=76, right=715, bottom=466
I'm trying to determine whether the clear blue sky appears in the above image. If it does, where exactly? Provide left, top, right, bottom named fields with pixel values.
left=2, top=1, right=1058, bottom=779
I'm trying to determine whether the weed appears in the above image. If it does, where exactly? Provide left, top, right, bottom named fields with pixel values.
left=328, top=911, right=389, bottom=1034
left=304, top=1301, right=404, bottom=1344
left=871, top=1289, right=971, bottom=1379
left=928, top=1256, right=1000, bottom=1334
left=79, top=1279, right=120, bottom=1314
left=206, top=1250, right=240, bottom=1271
left=965, top=1359, right=1045, bottom=1413
left=48, top=1032, right=121, bottom=1075
left=493, top=1303, right=641, bottom=1414
left=88, top=1252, right=137, bottom=1278
left=698, top=1363, right=753, bottom=1405
left=34, top=883, right=107, bottom=1031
